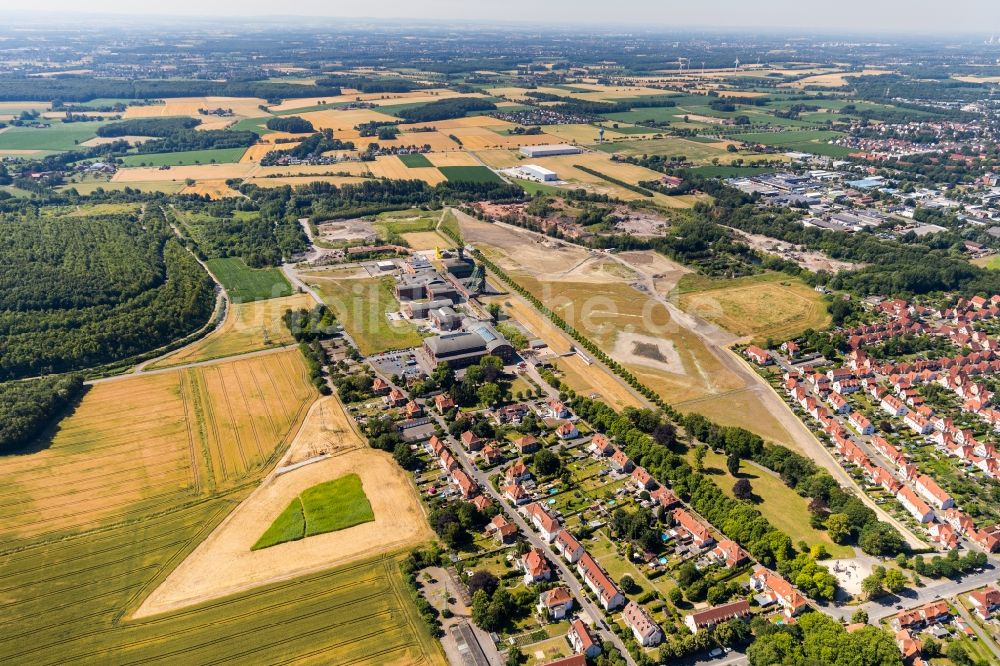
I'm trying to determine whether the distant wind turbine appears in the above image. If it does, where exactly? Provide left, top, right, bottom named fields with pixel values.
left=734, top=58, right=741, bottom=71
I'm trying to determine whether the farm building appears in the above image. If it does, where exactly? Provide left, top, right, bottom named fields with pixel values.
left=519, top=144, right=582, bottom=158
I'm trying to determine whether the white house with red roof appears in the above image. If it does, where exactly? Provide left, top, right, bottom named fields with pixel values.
left=750, top=567, right=809, bottom=618
left=588, top=433, right=613, bottom=457
left=554, top=529, right=585, bottom=564
left=745, top=345, right=771, bottom=365
left=896, top=485, right=935, bottom=523
left=576, top=553, right=624, bottom=611
left=521, top=547, right=552, bottom=583
left=969, top=586, right=1000, bottom=620
left=672, top=508, right=714, bottom=548
left=914, top=474, right=954, bottom=509
left=848, top=412, right=874, bottom=435
left=556, top=422, right=580, bottom=439
left=524, top=502, right=561, bottom=542
left=538, top=586, right=574, bottom=620
left=568, top=618, right=601, bottom=658
left=609, top=449, right=634, bottom=473
left=630, top=466, right=656, bottom=491
left=622, top=600, right=663, bottom=647
left=709, top=539, right=749, bottom=568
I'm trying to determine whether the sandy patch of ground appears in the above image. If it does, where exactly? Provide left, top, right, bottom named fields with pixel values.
left=611, top=331, right=685, bottom=375
left=133, top=395, right=432, bottom=618
left=728, top=227, right=860, bottom=273
left=618, top=250, right=692, bottom=294
left=400, top=230, right=454, bottom=251
left=825, top=557, right=876, bottom=597
left=784, top=69, right=893, bottom=88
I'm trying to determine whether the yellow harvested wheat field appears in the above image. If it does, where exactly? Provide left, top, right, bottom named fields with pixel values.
left=399, top=115, right=511, bottom=132
left=298, top=108, right=399, bottom=132
left=114, top=163, right=256, bottom=182
left=240, top=141, right=300, bottom=163
left=424, top=151, right=481, bottom=167
left=180, top=179, right=242, bottom=199
left=246, top=175, right=372, bottom=188
left=122, top=97, right=268, bottom=120
left=0, top=350, right=315, bottom=542
left=149, top=293, right=315, bottom=369
left=268, top=89, right=467, bottom=113
left=369, top=155, right=447, bottom=184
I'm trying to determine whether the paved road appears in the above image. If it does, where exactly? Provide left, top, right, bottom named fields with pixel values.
left=421, top=408, right=637, bottom=666
left=825, top=565, right=999, bottom=623
left=87, top=344, right=299, bottom=385
left=955, top=600, right=1000, bottom=661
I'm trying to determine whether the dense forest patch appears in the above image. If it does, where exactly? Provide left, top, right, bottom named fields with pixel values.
left=0, top=205, right=215, bottom=380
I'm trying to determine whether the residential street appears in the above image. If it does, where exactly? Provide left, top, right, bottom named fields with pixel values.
left=954, top=601, right=1000, bottom=661
left=824, top=564, right=999, bottom=622
left=424, top=407, right=639, bottom=666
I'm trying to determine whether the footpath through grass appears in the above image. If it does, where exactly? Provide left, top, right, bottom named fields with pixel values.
left=206, top=257, right=293, bottom=302
left=253, top=474, right=374, bottom=550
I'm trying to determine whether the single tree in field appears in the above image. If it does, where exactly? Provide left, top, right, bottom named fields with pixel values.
left=726, top=452, right=741, bottom=477
left=733, top=478, right=753, bottom=501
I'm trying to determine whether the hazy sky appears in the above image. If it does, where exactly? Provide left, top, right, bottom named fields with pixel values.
left=7, top=0, right=1000, bottom=35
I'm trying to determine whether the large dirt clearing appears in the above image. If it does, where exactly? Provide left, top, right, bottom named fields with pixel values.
left=134, top=395, right=432, bottom=617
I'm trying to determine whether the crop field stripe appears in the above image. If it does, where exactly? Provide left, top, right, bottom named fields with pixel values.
left=212, top=365, right=249, bottom=476
left=0, top=487, right=197, bottom=540
left=247, top=361, right=280, bottom=439
left=68, top=582, right=392, bottom=664
left=177, top=371, right=203, bottom=493
left=0, top=531, right=189, bottom=594
left=0, top=456, right=191, bottom=509
left=382, top=555, right=434, bottom=663
left=87, top=586, right=390, bottom=662
left=197, top=366, right=228, bottom=484
left=184, top=368, right=217, bottom=491
left=230, top=362, right=265, bottom=463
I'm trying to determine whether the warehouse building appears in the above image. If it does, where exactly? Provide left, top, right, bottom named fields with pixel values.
left=519, top=144, right=583, bottom=158
left=512, top=164, right=558, bottom=182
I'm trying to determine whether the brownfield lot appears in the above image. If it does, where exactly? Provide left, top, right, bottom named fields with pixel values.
left=135, top=395, right=433, bottom=617
left=458, top=212, right=802, bottom=449
left=0, top=350, right=316, bottom=543
left=149, top=293, right=315, bottom=369
left=676, top=272, right=831, bottom=344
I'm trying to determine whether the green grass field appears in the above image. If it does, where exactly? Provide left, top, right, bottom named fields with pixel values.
left=697, top=450, right=854, bottom=558
left=439, top=165, right=504, bottom=184
left=253, top=474, right=374, bottom=550
left=732, top=130, right=850, bottom=158
left=399, top=153, right=433, bottom=168
left=593, top=136, right=730, bottom=163
left=206, top=257, right=293, bottom=303
left=228, top=116, right=276, bottom=135
left=0, top=120, right=106, bottom=151
left=308, top=274, right=426, bottom=355
left=688, top=164, right=781, bottom=178
left=119, top=147, right=248, bottom=167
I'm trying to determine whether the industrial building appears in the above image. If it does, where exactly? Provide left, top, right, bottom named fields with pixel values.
left=511, top=164, right=558, bottom=182
left=519, top=144, right=582, bottom=158
left=422, top=321, right=515, bottom=368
